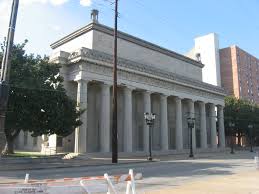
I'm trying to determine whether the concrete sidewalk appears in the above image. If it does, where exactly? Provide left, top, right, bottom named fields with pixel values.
left=146, top=171, right=259, bottom=194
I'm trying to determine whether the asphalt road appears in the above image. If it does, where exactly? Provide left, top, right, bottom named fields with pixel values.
left=0, top=151, right=257, bottom=193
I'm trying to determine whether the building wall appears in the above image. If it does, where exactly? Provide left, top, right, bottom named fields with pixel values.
left=53, top=31, right=93, bottom=53
left=220, top=46, right=259, bottom=103
left=186, top=33, right=221, bottom=86
left=220, top=47, right=235, bottom=96
left=92, top=30, right=203, bottom=81
left=194, top=33, right=221, bottom=86
left=15, top=131, right=43, bottom=152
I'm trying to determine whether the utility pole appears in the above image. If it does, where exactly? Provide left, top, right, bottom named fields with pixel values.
left=111, top=0, right=118, bottom=163
left=0, top=0, right=20, bottom=153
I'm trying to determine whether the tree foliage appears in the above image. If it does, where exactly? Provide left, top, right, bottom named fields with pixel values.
left=0, top=40, right=81, bottom=154
left=224, top=96, right=259, bottom=145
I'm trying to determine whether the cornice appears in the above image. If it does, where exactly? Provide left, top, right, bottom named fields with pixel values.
left=50, top=22, right=204, bottom=68
left=67, top=48, right=226, bottom=97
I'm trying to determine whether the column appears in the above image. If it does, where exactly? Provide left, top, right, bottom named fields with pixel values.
left=175, top=97, right=183, bottom=150
left=188, top=100, right=196, bottom=149
left=74, top=80, right=88, bottom=153
left=100, top=83, right=111, bottom=152
left=210, top=103, right=217, bottom=149
left=123, top=87, right=133, bottom=152
left=143, top=91, right=151, bottom=152
left=199, top=102, right=207, bottom=149
left=217, top=105, right=225, bottom=148
left=160, top=94, right=169, bottom=151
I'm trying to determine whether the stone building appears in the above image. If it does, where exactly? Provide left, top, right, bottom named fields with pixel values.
left=15, top=11, right=226, bottom=154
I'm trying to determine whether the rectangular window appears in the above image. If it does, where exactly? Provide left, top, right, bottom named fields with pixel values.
left=24, top=131, right=28, bottom=146
left=57, top=136, right=63, bottom=147
left=33, top=137, right=37, bottom=146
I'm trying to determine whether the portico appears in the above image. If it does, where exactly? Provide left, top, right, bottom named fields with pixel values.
left=48, top=42, right=226, bottom=154
left=43, top=12, right=227, bottom=154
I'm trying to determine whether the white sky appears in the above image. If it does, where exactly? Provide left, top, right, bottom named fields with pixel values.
left=0, top=0, right=92, bottom=55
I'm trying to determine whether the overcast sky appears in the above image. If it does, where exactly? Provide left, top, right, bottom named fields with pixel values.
left=0, top=0, right=259, bottom=57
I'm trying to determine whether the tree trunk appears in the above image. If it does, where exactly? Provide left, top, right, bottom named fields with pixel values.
left=1, top=137, right=15, bottom=155
left=1, top=128, right=21, bottom=155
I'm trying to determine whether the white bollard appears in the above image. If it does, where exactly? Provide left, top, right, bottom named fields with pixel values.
left=24, top=174, right=29, bottom=183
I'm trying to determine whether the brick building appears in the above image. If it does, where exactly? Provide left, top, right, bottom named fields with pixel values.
left=220, top=45, right=259, bottom=103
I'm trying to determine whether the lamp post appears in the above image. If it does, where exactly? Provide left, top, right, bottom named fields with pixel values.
left=144, top=112, right=156, bottom=161
left=229, top=121, right=235, bottom=154
left=187, top=117, right=195, bottom=158
left=248, top=124, right=253, bottom=152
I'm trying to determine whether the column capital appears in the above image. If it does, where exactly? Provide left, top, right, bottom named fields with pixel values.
left=76, top=79, right=90, bottom=84
left=208, top=102, right=216, bottom=106
left=175, top=96, right=182, bottom=101
left=198, top=101, right=205, bottom=105
left=186, top=98, right=195, bottom=103
left=143, top=90, right=152, bottom=95
left=122, top=86, right=135, bottom=92
left=160, top=94, right=168, bottom=99
left=100, top=82, right=111, bottom=89
left=217, top=104, right=224, bottom=110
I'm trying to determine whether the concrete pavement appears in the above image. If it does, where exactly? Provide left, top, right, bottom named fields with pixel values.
left=147, top=171, right=259, bottom=194
left=0, top=151, right=258, bottom=193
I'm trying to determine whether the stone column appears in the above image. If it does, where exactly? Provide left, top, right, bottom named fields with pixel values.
left=160, top=94, right=169, bottom=151
left=123, top=87, right=133, bottom=152
left=175, top=97, right=183, bottom=150
left=188, top=100, right=196, bottom=149
left=210, top=103, right=217, bottom=149
left=75, top=80, right=88, bottom=153
left=217, top=105, right=225, bottom=148
left=100, top=83, right=111, bottom=152
left=199, top=102, right=207, bottom=149
left=143, top=91, right=151, bottom=152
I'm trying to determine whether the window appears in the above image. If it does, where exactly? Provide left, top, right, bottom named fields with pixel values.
left=24, top=131, right=28, bottom=146
left=57, top=136, right=63, bottom=147
left=33, top=137, right=37, bottom=146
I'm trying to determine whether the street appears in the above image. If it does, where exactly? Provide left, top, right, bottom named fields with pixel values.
left=0, top=151, right=258, bottom=193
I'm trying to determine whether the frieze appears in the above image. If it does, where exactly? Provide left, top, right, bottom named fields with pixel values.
left=83, top=61, right=224, bottom=101
left=67, top=48, right=225, bottom=97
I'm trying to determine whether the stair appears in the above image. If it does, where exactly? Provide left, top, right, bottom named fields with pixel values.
left=62, top=153, right=79, bottom=160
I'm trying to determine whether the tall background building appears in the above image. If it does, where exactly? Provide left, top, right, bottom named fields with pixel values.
left=187, top=33, right=259, bottom=104
left=220, top=46, right=259, bottom=103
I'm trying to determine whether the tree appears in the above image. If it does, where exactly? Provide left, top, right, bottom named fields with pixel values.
left=0, top=40, right=82, bottom=154
left=224, top=96, right=259, bottom=147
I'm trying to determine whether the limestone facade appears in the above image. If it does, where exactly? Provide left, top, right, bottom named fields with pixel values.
left=15, top=21, right=226, bottom=154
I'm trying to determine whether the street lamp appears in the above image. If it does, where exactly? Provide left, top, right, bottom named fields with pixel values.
left=187, top=117, right=195, bottom=158
left=144, top=112, right=156, bottom=161
left=248, top=124, right=253, bottom=152
left=229, top=121, right=235, bottom=154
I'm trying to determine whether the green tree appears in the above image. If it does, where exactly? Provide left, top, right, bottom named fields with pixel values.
left=224, top=96, right=259, bottom=146
left=0, top=40, right=82, bottom=154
